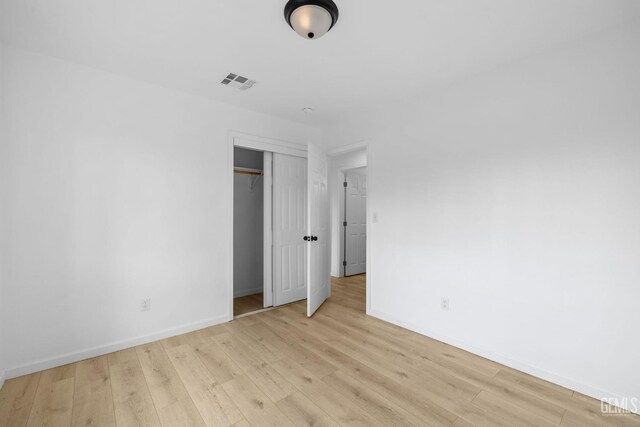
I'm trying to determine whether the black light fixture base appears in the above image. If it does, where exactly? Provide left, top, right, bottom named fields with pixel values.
left=284, top=0, right=339, bottom=30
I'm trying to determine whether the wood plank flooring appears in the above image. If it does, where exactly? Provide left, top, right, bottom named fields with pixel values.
left=1, top=274, right=639, bottom=426
left=234, top=293, right=264, bottom=316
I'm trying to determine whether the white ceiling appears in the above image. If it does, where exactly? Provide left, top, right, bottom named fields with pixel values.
left=2, top=0, right=640, bottom=127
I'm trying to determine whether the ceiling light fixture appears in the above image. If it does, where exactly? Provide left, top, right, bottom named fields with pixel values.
left=302, top=107, right=314, bottom=114
left=284, top=0, right=339, bottom=40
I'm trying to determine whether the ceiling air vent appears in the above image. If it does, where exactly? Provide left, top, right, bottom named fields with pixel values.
left=221, top=73, right=256, bottom=91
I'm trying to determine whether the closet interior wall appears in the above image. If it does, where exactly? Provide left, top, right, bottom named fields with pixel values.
left=233, top=147, right=264, bottom=298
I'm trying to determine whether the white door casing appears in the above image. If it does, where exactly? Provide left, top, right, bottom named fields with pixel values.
left=307, top=142, right=330, bottom=317
left=345, top=171, right=367, bottom=276
left=273, top=153, right=308, bottom=306
left=263, top=151, right=273, bottom=308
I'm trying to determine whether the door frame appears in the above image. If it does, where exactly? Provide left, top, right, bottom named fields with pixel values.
left=263, top=152, right=273, bottom=308
left=327, top=140, right=372, bottom=315
left=330, top=164, right=367, bottom=278
left=228, top=131, right=307, bottom=321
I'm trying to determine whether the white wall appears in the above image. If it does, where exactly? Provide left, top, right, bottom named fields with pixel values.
left=328, top=149, right=366, bottom=276
left=325, top=22, right=640, bottom=407
left=233, top=148, right=264, bottom=298
left=234, top=147, right=263, bottom=170
left=1, top=46, right=320, bottom=377
left=0, top=40, right=7, bottom=388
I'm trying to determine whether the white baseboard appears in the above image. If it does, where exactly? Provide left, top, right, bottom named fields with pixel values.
left=5, top=314, right=228, bottom=380
left=234, top=287, right=263, bottom=298
left=0, top=368, right=5, bottom=391
left=369, top=308, right=639, bottom=415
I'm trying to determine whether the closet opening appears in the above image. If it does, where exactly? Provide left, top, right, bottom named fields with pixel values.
left=232, top=141, right=309, bottom=318
left=233, top=147, right=269, bottom=316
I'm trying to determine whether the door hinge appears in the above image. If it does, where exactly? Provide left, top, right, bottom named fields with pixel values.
left=343, top=181, right=347, bottom=187
left=342, top=261, right=347, bottom=266
left=343, top=221, right=347, bottom=227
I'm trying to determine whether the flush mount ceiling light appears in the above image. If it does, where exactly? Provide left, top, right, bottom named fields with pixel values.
left=302, top=107, right=314, bottom=114
left=284, top=0, right=339, bottom=40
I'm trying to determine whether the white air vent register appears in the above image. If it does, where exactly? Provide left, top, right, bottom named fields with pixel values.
left=221, top=73, right=256, bottom=91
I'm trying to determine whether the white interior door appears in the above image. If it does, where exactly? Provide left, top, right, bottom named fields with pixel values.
left=307, top=142, right=330, bottom=317
left=345, top=171, right=367, bottom=276
left=273, top=153, right=308, bottom=306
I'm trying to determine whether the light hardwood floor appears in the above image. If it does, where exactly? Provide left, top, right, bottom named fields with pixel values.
left=234, top=293, right=264, bottom=317
left=1, top=274, right=638, bottom=426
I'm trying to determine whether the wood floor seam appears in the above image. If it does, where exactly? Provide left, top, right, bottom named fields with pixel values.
left=107, top=357, right=118, bottom=426
left=134, top=347, right=163, bottom=427
left=23, top=366, right=43, bottom=427
left=70, top=367, right=78, bottom=427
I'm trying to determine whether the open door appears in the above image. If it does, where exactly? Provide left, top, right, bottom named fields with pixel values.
left=306, top=142, right=330, bottom=317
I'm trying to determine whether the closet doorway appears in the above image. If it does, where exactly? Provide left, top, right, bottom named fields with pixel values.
left=232, top=140, right=310, bottom=317
left=233, top=147, right=266, bottom=316
left=230, top=132, right=331, bottom=320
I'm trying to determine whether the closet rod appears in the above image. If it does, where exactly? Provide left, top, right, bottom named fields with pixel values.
left=234, top=167, right=263, bottom=176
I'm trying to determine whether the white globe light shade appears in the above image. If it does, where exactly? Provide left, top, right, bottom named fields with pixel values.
left=289, top=5, right=333, bottom=39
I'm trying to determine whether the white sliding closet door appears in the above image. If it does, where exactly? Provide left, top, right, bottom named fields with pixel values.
left=273, top=153, right=308, bottom=306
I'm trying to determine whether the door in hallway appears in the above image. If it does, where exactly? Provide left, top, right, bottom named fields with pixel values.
left=345, top=170, right=366, bottom=276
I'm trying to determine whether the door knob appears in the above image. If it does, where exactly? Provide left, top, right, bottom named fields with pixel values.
left=303, top=236, right=310, bottom=241
left=311, top=236, right=318, bottom=241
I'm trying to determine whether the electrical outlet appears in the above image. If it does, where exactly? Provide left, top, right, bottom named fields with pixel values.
left=141, top=298, right=151, bottom=312
left=441, top=297, right=450, bottom=311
